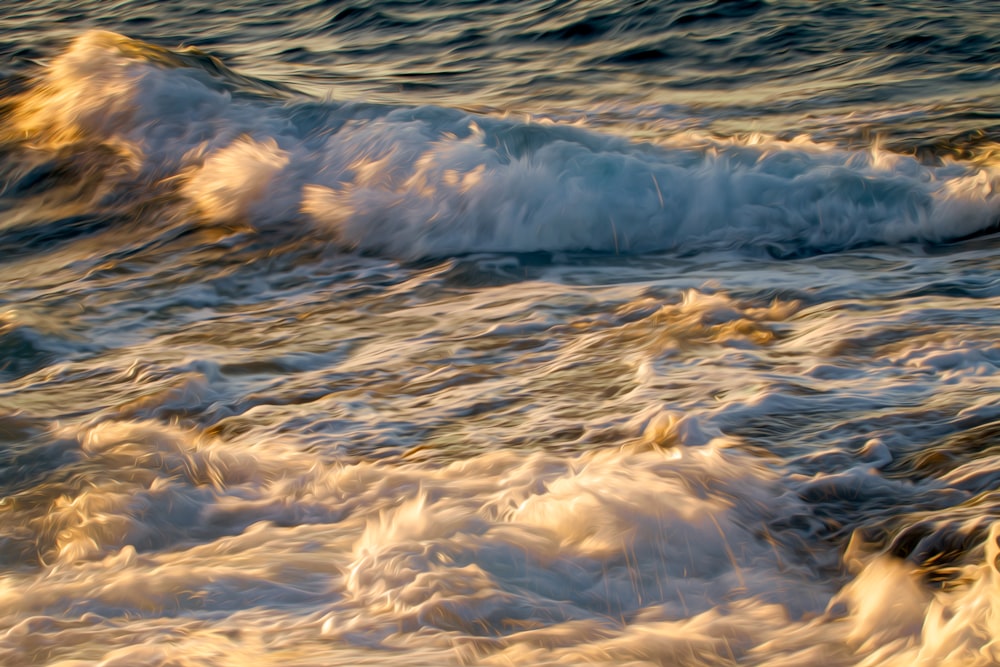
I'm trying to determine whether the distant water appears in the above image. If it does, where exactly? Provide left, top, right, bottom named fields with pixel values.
left=2, top=2, right=1000, bottom=665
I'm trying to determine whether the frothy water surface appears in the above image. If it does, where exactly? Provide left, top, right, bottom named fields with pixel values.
left=2, top=2, right=1000, bottom=665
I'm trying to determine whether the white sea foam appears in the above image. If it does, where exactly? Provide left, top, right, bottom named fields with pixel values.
left=13, top=31, right=1000, bottom=260
left=1, top=419, right=998, bottom=665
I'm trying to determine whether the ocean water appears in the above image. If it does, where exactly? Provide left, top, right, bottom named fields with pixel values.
left=2, top=1, right=1000, bottom=665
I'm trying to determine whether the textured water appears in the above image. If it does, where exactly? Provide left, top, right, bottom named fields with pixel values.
left=2, top=2, right=1000, bottom=665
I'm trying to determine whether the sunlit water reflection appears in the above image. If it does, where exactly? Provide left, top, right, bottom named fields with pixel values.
left=2, top=2, right=1000, bottom=665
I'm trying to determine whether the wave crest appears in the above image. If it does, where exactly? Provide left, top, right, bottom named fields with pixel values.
left=9, top=30, right=1000, bottom=259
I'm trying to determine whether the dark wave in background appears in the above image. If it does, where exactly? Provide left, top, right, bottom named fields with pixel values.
left=3, top=0, right=1000, bottom=141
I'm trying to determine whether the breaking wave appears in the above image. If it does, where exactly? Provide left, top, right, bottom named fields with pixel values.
left=5, top=30, right=999, bottom=260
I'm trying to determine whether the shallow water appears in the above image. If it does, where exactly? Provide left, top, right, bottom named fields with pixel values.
left=2, top=2, right=1000, bottom=665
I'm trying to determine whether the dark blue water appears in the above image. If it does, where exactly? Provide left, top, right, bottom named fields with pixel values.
left=4, top=1, right=999, bottom=137
left=2, top=2, right=1000, bottom=666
